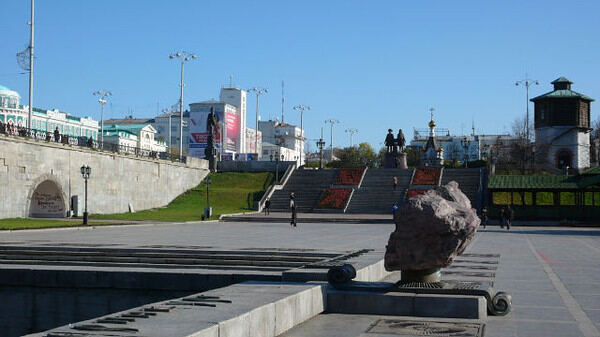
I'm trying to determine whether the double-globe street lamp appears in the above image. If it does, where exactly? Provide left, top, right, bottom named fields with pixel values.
left=345, top=128, right=358, bottom=147
left=80, top=165, right=91, bottom=225
left=325, top=119, right=340, bottom=161
left=248, top=88, right=268, bottom=157
left=169, top=51, right=197, bottom=161
left=515, top=75, right=539, bottom=141
left=293, top=105, right=310, bottom=166
left=93, top=90, right=112, bottom=149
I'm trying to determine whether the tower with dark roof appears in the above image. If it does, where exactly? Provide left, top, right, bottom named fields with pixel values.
left=531, top=77, right=594, bottom=170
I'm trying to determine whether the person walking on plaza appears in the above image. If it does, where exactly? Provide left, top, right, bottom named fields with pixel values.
left=505, top=205, right=513, bottom=230
left=264, top=198, right=271, bottom=215
left=54, top=127, right=60, bottom=142
left=499, top=207, right=506, bottom=228
left=392, top=176, right=398, bottom=191
left=481, top=207, right=488, bottom=229
left=289, top=192, right=297, bottom=227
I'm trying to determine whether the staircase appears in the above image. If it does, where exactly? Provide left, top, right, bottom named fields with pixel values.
left=269, top=169, right=339, bottom=212
left=440, top=168, right=482, bottom=209
left=346, top=168, right=414, bottom=214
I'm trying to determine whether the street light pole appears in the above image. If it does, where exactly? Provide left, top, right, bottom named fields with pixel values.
left=248, top=88, right=268, bottom=157
left=80, top=165, right=91, bottom=225
left=461, top=137, right=470, bottom=168
left=161, top=108, right=172, bottom=156
left=345, top=128, right=358, bottom=147
left=293, top=104, right=310, bottom=166
left=27, top=0, right=34, bottom=132
left=316, top=127, right=326, bottom=169
left=325, top=119, right=340, bottom=161
left=170, top=51, right=197, bottom=161
left=515, top=74, right=539, bottom=141
left=93, top=90, right=112, bottom=149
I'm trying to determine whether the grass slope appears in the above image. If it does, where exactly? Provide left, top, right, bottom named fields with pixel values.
left=92, top=172, right=274, bottom=222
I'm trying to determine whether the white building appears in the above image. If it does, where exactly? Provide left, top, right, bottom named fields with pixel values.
left=258, top=120, right=304, bottom=166
left=0, top=84, right=99, bottom=140
left=151, top=112, right=189, bottom=154
left=102, top=124, right=167, bottom=154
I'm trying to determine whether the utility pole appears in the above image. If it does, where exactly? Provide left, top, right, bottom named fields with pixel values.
left=325, top=119, right=340, bottom=161
left=345, top=128, right=358, bottom=147
left=170, top=51, right=197, bottom=160
left=281, top=81, right=285, bottom=123
left=293, top=104, right=310, bottom=166
left=515, top=74, right=539, bottom=141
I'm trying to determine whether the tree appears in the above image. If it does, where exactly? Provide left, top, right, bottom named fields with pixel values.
left=328, top=142, right=378, bottom=168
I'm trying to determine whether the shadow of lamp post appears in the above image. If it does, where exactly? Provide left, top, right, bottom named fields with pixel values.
left=204, top=176, right=212, bottom=219
left=80, top=165, right=91, bottom=225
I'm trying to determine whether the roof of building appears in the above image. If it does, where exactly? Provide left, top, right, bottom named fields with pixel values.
left=104, top=124, right=155, bottom=134
left=531, top=77, right=594, bottom=102
left=104, top=118, right=154, bottom=124
left=489, top=174, right=600, bottom=190
left=0, top=84, right=20, bottom=98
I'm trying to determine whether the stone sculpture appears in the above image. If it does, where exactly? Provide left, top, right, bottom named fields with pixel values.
left=384, top=181, right=480, bottom=281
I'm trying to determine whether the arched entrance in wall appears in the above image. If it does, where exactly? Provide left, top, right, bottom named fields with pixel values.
left=555, top=149, right=573, bottom=169
left=29, top=180, right=66, bottom=218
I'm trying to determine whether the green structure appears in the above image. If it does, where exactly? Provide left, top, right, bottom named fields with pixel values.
left=488, top=168, right=600, bottom=220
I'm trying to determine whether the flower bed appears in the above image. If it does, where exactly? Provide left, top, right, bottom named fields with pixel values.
left=412, top=168, right=441, bottom=185
left=406, top=189, right=428, bottom=200
left=334, top=168, right=365, bottom=186
left=316, top=188, right=353, bottom=209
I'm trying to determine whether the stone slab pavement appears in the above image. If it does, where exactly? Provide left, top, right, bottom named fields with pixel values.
left=2, top=221, right=600, bottom=337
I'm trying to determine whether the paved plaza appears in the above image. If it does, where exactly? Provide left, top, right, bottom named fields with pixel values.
left=2, top=219, right=600, bottom=336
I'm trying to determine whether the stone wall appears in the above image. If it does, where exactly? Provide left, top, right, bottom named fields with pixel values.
left=0, top=135, right=209, bottom=219
left=217, top=160, right=294, bottom=172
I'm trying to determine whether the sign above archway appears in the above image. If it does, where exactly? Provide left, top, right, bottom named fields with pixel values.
left=29, top=180, right=66, bottom=218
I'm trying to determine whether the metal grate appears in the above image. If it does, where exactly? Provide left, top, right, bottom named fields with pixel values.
left=366, top=319, right=485, bottom=336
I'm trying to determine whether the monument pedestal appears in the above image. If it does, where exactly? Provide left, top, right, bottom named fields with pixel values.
left=384, top=152, right=408, bottom=169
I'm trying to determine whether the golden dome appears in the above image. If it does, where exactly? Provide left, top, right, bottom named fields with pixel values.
left=428, top=120, right=436, bottom=128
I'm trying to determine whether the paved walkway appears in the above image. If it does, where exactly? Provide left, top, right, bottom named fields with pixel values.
left=1, top=221, right=599, bottom=336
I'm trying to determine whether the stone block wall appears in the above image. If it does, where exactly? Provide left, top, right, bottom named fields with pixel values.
left=0, top=135, right=209, bottom=219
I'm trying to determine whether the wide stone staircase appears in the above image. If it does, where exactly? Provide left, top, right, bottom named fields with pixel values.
left=269, top=169, right=339, bottom=212
left=346, top=168, right=414, bottom=214
left=440, top=168, right=482, bottom=209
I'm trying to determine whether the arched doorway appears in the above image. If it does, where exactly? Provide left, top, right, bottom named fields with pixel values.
left=29, top=180, right=66, bottom=218
left=556, top=149, right=573, bottom=169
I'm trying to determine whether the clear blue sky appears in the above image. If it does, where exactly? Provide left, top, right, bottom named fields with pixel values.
left=1, top=0, right=599, bottom=150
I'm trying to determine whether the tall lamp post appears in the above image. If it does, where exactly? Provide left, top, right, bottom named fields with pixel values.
left=293, top=104, right=310, bottom=165
left=248, top=88, right=268, bottom=157
left=515, top=75, right=539, bottom=141
left=316, top=133, right=326, bottom=169
left=345, top=128, right=358, bottom=147
left=93, top=90, right=112, bottom=149
left=170, top=51, right=197, bottom=160
left=161, top=108, right=172, bottom=156
left=80, top=165, right=91, bottom=225
left=325, top=119, right=340, bottom=161
left=461, top=137, right=470, bottom=168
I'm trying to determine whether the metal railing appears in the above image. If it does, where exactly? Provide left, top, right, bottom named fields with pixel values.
left=0, top=124, right=185, bottom=163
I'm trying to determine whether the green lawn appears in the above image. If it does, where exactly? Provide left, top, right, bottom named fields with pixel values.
left=92, top=172, right=274, bottom=222
left=0, top=218, right=118, bottom=230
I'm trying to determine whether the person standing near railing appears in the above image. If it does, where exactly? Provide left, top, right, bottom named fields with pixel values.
left=54, top=127, right=60, bottom=142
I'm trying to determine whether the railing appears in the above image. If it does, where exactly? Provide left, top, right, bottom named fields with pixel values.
left=0, top=125, right=186, bottom=163
left=257, top=163, right=297, bottom=211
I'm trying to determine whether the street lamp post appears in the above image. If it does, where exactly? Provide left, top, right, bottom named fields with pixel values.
left=345, top=128, right=358, bottom=147
left=161, top=108, right=172, bottom=157
left=293, top=104, right=310, bottom=166
left=170, top=51, right=197, bottom=161
left=248, top=88, right=268, bottom=157
left=325, top=119, right=340, bottom=161
left=275, top=152, right=281, bottom=183
left=204, top=176, right=212, bottom=219
left=80, top=165, right=91, bottom=225
left=461, top=137, right=470, bottom=168
left=515, top=74, right=539, bottom=141
left=93, top=90, right=112, bottom=149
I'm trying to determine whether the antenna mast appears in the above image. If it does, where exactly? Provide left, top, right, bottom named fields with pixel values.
left=281, top=81, right=285, bottom=123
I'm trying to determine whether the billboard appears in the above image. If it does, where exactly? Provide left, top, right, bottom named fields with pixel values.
left=188, top=103, right=240, bottom=158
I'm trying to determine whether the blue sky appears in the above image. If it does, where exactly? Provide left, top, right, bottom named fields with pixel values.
left=1, top=0, right=599, bottom=150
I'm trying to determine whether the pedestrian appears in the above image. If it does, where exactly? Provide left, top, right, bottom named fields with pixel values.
left=392, top=202, right=399, bottom=217
left=54, top=127, right=60, bottom=142
left=264, top=198, right=271, bottom=215
left=499, top=207, right=506, bottom=228
left=289, top=192, right=297, bottom=227
left=393, top=176, right=398, bottom=191
left=0, top=120, right=4, bottom=134
left=506, top=205, right=513, bottom=230
left=481, top=207, right=488, bottom=229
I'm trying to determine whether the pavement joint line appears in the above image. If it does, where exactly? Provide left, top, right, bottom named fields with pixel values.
left=574, top=237, right=600, bottom=254
left=526, top=236, right=600, bottom=337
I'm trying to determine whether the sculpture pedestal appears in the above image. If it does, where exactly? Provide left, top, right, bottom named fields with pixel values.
left=400, top=268, right=441, bottom=283
left=384, top=152, right=407, bottom=169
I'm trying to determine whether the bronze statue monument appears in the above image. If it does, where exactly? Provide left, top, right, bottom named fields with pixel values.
left=205, top=107, right=219, bottom=171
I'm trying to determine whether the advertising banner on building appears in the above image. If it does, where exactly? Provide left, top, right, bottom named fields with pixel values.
left=188, top=108, right=222, bottom=159
left=225, top=112, right=239, bottom=152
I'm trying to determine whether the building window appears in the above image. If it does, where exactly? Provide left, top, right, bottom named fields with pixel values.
left=556, top=149, right=573, bottom=169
